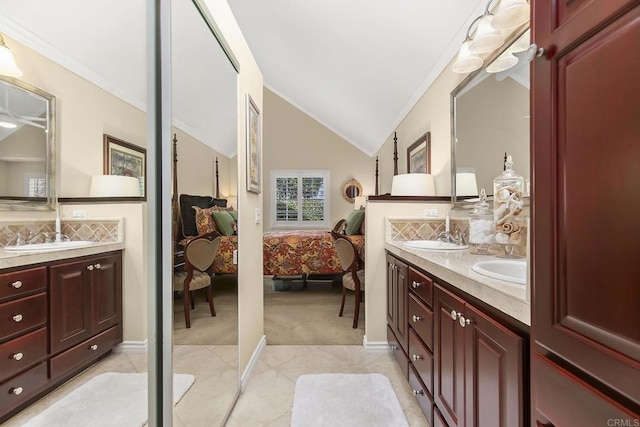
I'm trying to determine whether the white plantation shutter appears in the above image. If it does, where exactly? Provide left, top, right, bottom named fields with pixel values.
left=271, top=170, right=330, bottom=228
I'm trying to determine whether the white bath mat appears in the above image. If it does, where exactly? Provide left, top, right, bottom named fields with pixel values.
left=291, top=373, right=409, bottom=427
left=22, top=372, right=195, bottom=427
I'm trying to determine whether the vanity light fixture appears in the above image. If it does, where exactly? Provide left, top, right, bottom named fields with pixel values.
left=492, top=0, right=530, bottom=30
left=0, top=113, right=18, bottom=129
left=486, top=50, right=519, bottom=73
left=0, top=33, right=23, bottom=78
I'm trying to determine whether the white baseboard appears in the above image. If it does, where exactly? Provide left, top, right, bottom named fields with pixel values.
left=363, top=335, right=391, bottom=352
left=116, top=340, right=148, bottom=353
left=240, top=335, right=267, bottom=393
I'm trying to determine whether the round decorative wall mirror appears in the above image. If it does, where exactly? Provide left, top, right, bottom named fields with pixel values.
left=342, top=179, right=362, bottom=203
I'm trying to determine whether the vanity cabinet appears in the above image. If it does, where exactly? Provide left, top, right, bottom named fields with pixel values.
left=387, top=251, right=527, bottom=427
left=386, top=254, right=409, bottom=359
left=0, top=251, right=122, bottom=423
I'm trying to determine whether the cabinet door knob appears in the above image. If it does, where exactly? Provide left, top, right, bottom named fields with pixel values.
left=11, top=386, right=24, bottom=395
left=11, top=280, right=23, bottom=289
left=12, top=352, right=24, bottom=361
left=90, top=344, right=98, bottom=351
left=12, top=314, right=23, bottom=322
left=412, top=389, right=424, bottom=396
left=412, top=280, right=421, bottom=289
left=412, top=315, right=423, bottom=323
left=459, top=316, right=472, bottom=327
left=450, top=310, right=461, bottom=320
left=412, top=354, right=423, bottom=361
left=87, top=265, right=94, bottom=271
left=390, top=345, right=398, bottom=351
left=94, top=263, right=101, bottom=269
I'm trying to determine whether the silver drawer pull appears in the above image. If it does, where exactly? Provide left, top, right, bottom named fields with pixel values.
left=87, top=265, right=94, bottom=271
left=94, top=263, right=101, bottom=269
left=90, top=344, right=98, bottom=351
left=412, top=280, right=421, bottom=289
left=450, top=310, right=461, bottom=321
left=412, top=354, right=423, bottom=361
left=11, top=280, right=23, bottom=289
left=12, top=314, right=23, bottom=323
left=459, top=316, right=472, bottom=328
left=390, top=345, right=398, bottom=351
left=12, top=352, right=24, bottom=361
left=412, top=389, right=424, bottom=396
left=11, top=386, right=24, bottom=396
left=412, top=315, right=423, bottom=323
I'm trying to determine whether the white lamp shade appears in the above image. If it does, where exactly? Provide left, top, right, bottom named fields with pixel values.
left=468, top=15, right=504, bottom=54
left=0, top=44, right=22, bottom=78
left=354, top=195, right=366, bottom=210
left=486, top=51, right=519, bottom=73
left=90, top=175, right=141, bottom=197
left=456, top=172, right=479, bottom=197
left=226, top=196, right=238, bottom=209
left=391, top=174, right=436, bottom=196
left=452, top=40, right=483, bottom=74
left=492, top=0, right=530, bottom=31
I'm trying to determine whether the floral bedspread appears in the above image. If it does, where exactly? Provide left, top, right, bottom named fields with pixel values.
left=194, top=230, right=365, bottom=275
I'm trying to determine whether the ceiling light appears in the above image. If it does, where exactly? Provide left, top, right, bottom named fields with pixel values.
left=0, top=33, right=23, bottom=78
left=508, top=28, right=530, bottom=53
left=0, top=113, right=18, bottom=129
left=468, top=15, right=504, bottom=54
left=452, top=40, right=484, bottom=74
left=486, top=51, right=519, bottom=73
left=492, top=0, right=530, bottom=31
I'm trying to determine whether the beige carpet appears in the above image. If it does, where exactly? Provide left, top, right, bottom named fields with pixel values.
left=172, top=276, right=364, bottom=345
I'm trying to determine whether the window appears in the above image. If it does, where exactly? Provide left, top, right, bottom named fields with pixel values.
left=25, top=173, right=46, bottom=197
left=271, top=170, right=330, bottom=228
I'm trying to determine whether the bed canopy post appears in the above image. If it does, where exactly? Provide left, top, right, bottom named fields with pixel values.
left=393, top=132, right=398, bottom=176
left=375, top=156, right=379, bottom=196
left=215, top=157, right=220, bottom=198
left=172, top=133, right=180, bottom=250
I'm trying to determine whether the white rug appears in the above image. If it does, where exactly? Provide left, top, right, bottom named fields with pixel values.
left=22, top=372, right=195, bottom=427
left=291, top=373, right=409, bottom=427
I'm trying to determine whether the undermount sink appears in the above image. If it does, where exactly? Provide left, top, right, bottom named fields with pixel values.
left=4, top=240, right=95, bottom=253
left=404, top=240, right=469, bottom=251
left=472, top=260, right=527, bottom=285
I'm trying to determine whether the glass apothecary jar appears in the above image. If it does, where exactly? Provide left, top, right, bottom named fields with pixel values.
left=468, top=189, right=494, bottom=255
left=493, top=155, right=525, bottom=258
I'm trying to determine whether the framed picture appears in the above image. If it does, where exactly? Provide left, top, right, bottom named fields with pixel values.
left=407, top=132, right=431, bottom=174
left=246, top=94, right=261, bottom=194
left=103, top=134, right=146, bottom=198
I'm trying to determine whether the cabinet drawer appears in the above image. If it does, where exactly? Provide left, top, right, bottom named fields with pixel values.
left=0, top=328, right=47, bottom=383
left=409, top=267, right=433, bottom=307
left=50, top=326, right=121, bottom=380
left=409, top=363, right=434, bottom=427
left=409, top=293, right=433, bottom=350
left=535, top=354, right=639, bottom=426
left=409, top=328, right=433, bottom=396
left=0, top=293, right=46, bottom=342
left=0, top=267, right=46, bottom=303
left=0, top=362, right=48, bottom=416
left=388, top=325, right=408, bottom=379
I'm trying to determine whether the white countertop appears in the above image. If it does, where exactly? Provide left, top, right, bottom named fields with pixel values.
left=385, top=241, right=530, bottom=326
left=0, top=241, right=126, bottom=270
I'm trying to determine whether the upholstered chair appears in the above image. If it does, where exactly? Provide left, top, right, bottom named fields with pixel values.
left=173, top=231, right=221, bottom=328
left=331, top=230, right=365, bottom=328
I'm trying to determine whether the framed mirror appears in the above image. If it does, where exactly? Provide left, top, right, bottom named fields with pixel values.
left=342, top=178, right=362, bottom=203
left=0, top=77, right=55, bottom=210
left=451, top=26, right=530, bottom=208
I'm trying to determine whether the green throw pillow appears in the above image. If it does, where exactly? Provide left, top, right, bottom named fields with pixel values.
left=212, top=210, right=236, bottom=236
left=345, top=209, right=365, bottom=235
left=228, top=210, right=238, bottom=221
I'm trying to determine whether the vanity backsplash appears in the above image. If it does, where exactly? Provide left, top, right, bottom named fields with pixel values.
left=388, top=217, right=527, bottom=257
left=0, top=219, right=120, bottom=247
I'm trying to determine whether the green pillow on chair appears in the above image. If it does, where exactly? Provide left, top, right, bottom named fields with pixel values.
left=212, top=211, right=236, bottom=236
left=345, top=209, right=365, bottom=235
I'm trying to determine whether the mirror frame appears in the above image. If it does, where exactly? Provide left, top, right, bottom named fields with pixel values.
left=0, top=76, right=56, bottom=211
left=342, top=178, right=362, bottom=203
left=450, top=24, right=529, bottom=209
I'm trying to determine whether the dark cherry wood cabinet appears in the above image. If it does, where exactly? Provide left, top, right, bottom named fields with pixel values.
left=387, top=253, right=409, bottom=354
left=0, top=251, right=122, bottom=423
left=532, top=0, right=640, bottom=424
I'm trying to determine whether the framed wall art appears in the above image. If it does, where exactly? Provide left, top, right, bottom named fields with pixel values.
left=246, top=94, right=261, bottom=194
left=407, top=132, right=431, bottom=174
left=103, top=134, right=146, bottom=198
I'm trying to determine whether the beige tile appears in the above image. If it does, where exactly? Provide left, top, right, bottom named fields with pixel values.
left=206, top=344, right=239, bottom=368
left=356, top=354, right=411, bottom=390
left=172, top=345, right=231, bottom=382
left=275, top=348, right=361, bottom=382
left=260, top=344, right=315, bottom=367
left=123, top=351, right=149, bottom=373
left=393, top=387, right=430, bottom=427
left=174, top=369, right=238, bottom=427
left=265, top=411, right=291, bottom=427
left=315, top=345, right=393, bottom=368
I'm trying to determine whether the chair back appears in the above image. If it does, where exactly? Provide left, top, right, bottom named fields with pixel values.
left=331, top=230, right=358, bottom=272
left=184, top=231, right=222, bottom=273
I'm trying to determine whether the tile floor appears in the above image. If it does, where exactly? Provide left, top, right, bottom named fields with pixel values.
left=5, top=345, right=429, bottom=427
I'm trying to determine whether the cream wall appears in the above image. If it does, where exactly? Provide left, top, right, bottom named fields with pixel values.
left=263, top=88, right=375, bottom=229
left=376, top=59, right=465, bottom=196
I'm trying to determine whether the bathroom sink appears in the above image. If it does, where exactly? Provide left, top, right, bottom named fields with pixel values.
left=472, top=260, right=527, bottom=285
left=404, top=240, right=469, bottom=251
left=4, top=241, right=94, bottom=253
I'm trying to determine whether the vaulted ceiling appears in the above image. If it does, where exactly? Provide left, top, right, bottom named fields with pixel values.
left=0, top=0, right=487, bottom=157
